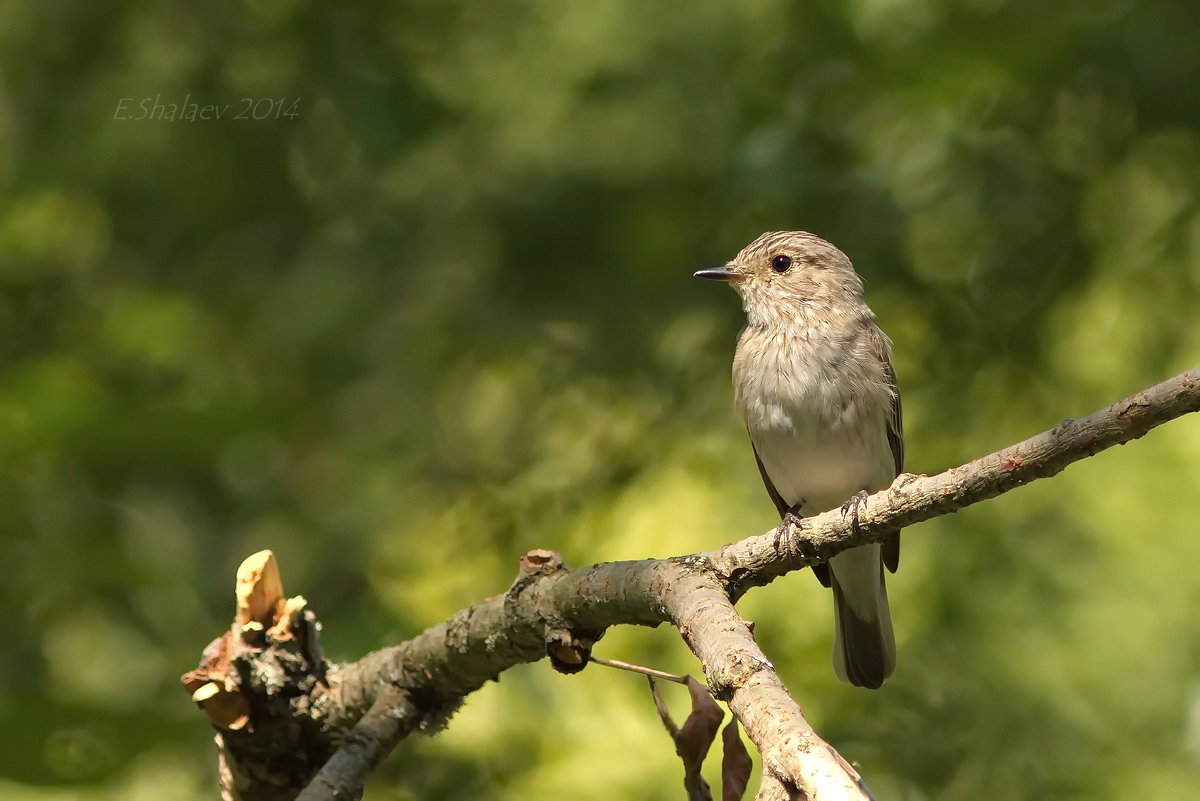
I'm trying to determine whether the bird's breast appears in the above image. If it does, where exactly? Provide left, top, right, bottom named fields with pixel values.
left=733, top=325, right=894, bottom=510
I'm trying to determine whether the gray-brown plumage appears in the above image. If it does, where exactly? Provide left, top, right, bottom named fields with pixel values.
left=695, top=231, right=902, bottom=689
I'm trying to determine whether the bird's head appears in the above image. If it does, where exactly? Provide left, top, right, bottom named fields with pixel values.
left=694, top=231, right=866, bottom=327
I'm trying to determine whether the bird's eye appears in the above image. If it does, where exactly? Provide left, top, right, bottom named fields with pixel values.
left=771, top=254, right=792, bottom=273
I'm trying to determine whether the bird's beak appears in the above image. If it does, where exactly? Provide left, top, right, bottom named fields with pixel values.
left=693, top=264, right=741, bottom=282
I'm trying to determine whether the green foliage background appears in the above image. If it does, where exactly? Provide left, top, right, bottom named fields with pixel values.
left=3, top=1, right=1200, bottom=798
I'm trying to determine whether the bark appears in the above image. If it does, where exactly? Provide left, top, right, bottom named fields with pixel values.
left=183, top=367, right=1200, bottom=801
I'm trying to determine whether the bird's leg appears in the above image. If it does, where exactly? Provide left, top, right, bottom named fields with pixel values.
left=840, top=489, right=871, bottom=533
left=781, top=501, right=805, bottom=532
left=773, top=502, right=805, bottom=552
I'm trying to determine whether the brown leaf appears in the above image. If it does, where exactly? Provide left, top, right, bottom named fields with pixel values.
left=649, top=676, right=723, bottom=801
left=677, top=677, right=723, bottom=765
left=649, top=676, right=678, bottom=737
left=720, top=717, right=752, bottom=801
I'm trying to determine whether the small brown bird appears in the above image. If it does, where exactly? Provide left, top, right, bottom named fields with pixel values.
left=695, top=231, right=902, bottom=689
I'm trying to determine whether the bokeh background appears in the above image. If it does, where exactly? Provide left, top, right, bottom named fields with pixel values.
left=3, top=1, right=1200, bottom=798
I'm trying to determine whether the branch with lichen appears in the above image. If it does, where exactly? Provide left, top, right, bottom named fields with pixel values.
left=184, top=367, right=1200, bottom=801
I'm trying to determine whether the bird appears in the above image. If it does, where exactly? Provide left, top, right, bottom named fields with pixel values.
left=695, top=231, right=902, bottom=689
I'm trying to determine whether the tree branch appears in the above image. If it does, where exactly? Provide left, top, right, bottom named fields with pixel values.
left=713, top=366, right=1200, bottom=595
left=662, top=570, right=868, bottom=799
left=184, top=367, right=1200, bottom=801
left=294, top=686, right=416, bottom=801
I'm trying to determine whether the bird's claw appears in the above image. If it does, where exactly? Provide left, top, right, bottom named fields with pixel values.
left=840, top=490, right=870, bottom=533
left=775, top=504, right=804, bottom=549
left=781, top=503, right=804, bottom=531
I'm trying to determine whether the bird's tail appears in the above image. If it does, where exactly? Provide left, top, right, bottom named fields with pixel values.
left=830, top=544, right=895, bottom=689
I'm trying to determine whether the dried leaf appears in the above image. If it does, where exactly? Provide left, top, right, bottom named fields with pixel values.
left=649, top=675, right=723, bottom=801
left=677, top=677, right=723, bottom=766
left=649, top=676, right=678, bottom=737
left=721, top=717, right=752, bottom=801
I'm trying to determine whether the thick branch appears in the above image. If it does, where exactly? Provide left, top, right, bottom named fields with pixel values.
left=185, top=367, right=1200, bottom=801
left=664, top=569, right=868, bottom=800
left=315, top=554, right=672, bottom=733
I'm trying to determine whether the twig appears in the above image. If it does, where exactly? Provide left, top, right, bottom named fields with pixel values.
left=591, top=655, right=696, bottom=685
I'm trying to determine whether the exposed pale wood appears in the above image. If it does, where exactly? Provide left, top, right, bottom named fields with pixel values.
left=235, top=550, right=284, bottom=636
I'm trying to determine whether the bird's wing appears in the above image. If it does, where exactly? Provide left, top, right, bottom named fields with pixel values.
left=874, top=328, right=903, bottom=574
left=753, top=439, right=832, bottom=588
left=752, top=440, right=789, bottom=517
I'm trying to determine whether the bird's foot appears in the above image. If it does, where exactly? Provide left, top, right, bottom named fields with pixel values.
left=840, top=490, right=871, bottom=533
left=774, top=504, right=805, bottom=549
left=781, top=503, right=805, bottom=532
